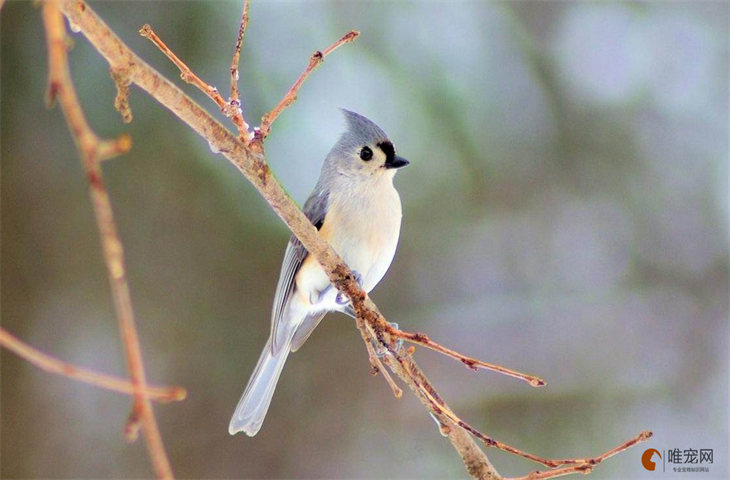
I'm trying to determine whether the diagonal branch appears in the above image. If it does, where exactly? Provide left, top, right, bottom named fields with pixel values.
left=0, top=327, right=186, bottom=403
left=379, top=349, right=500, bottom=479
left=42, top=2, right=173, bottom=478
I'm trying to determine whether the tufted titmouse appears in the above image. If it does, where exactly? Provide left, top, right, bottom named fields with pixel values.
left=228, top=110, right=409, bottom=436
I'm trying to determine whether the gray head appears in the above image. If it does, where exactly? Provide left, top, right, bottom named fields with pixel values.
left=324, top=110, right=409, bottom=177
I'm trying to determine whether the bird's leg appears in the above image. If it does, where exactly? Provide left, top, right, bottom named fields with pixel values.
left=315, top=271, right=363, bottom=305
left=336, top=271, right=362, bottom=305
left=377, top=322, right=404, bottom=356
left=343, top=304, right=404, bottom=357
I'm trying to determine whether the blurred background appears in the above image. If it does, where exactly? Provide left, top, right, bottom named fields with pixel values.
left=2, top=1, right=728, bottom=478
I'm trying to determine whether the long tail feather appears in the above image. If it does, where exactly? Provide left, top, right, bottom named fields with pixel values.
left=228, top=335, right=293, bottom=436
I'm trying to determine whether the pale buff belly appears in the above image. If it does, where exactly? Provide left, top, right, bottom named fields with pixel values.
left=295, top=186, right=402, bottom=307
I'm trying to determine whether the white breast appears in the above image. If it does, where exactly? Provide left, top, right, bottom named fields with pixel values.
left=325, top=174, right=402, bottom=293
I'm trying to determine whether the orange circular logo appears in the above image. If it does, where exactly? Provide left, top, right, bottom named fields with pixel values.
left=642, top=449, right=662, bottom=471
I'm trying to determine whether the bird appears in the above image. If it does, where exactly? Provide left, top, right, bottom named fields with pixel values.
left=229, top=110, right=409, bottom=436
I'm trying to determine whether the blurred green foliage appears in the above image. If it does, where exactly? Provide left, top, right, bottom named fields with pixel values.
left=1, top=1, right=727, bottom=478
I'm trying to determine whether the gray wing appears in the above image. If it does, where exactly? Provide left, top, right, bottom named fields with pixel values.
left=270, top=188, right=329, bottom=354
left=289, top=311, right=326, bottom=352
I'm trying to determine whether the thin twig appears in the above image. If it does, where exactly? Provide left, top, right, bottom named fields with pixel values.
left=357, top=306, right=639, bottom=472
left=378, top=344, right=501, bottom=480
left=389, top=342, right=652, bottom=475
left=229, top=0, right=250, bottom=140
left=42, top=3, right=173, bottom=478
left=138, top=24, right=223, bottom=108
left=0, top=327, right=186, bottom=402
left=139, top=23, right=251, bottom=143
left=355, top=317, right=402, bottom=398
left=255, top=30, right=359, bottom=142
left=387, top=331, right=584, bottom=468
left=354, top=305, right=514, bottom=476
left=386, top=324, right=546, bottom=387
left=506, top=431, right=654, bottom=480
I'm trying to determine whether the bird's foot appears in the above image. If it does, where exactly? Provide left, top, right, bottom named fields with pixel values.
left=341, top=307, right=403, bottom=357
left=335, top=271, right=363, bottom=305
left=372, top=322, right=403, bottom=357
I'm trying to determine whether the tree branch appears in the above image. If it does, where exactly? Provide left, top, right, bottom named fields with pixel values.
left=354, top=317, right=403, bottom=398
left=0, top=327, right=186, bottom=403
left=138, top=23, right=251, bottom=143
left=386, top=323, right=545, bottom=386
left=228, top=0, right=250, bottom=142
left=42, top=2, right=173, bottom=477
left=381, top=352, right=501, bottom=480
left=255, top=29, right=359, bottom=142
left=506, top=431, right=654, bottom=480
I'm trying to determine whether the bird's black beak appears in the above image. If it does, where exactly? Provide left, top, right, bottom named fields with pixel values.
left=385, top=155, right=409, bottom=169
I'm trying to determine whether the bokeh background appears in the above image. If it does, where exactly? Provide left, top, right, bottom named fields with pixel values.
left=2, top=1, right=728, bottom=478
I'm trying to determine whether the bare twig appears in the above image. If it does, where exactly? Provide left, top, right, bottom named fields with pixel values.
left=379, top=350, right=501, bottom=480
left=229, top=0, right=250, bottom=131
left=387, top=324, right=546, bottom=387
left=386, top=345, right=651, bottom=477
left=42, top=2, right=173, bottom=478
left=381, top=331, right=615, bottom=469
left=354, top=317, right=403, bottom=398
left=506, top=431, right=654, bottom=480
left=138, top=24, right=222, bottom=107
left=255, top=30, right=359, bottom=142
left=52, top=1, right=650, bottom=477
left=0, top=327, right=186, bottom=402
left=139, top=23, right=251, bottom=143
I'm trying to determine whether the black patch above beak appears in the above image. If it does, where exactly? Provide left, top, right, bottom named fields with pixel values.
left=385, top=155, right=409, bottom=169
left=378, top=141, right=409, bottom=169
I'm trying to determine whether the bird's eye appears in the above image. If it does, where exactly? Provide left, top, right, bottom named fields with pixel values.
left=359, top=146, right=373, bottom=161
